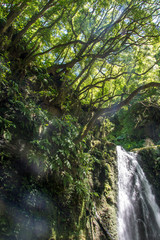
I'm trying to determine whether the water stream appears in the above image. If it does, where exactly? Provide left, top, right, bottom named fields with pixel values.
left=117, top=146, right=160, bottom=240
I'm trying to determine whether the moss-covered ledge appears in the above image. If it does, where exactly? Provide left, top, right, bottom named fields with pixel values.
left=132, top=146, right=160, bottom=206
left=87, top=140, right=118, bottom=240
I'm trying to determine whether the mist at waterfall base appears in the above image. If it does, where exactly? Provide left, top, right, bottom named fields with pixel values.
left=117, top=146, right=160, bottom=240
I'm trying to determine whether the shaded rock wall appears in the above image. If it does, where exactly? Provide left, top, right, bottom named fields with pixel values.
left=0, top=136, right=118, bottom=240
left=135, top=146, right=160, bottom=207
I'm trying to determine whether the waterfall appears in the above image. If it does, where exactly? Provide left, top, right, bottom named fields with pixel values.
left=117, top=146, right=160, bottom=240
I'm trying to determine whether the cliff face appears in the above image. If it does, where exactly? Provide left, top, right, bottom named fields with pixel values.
left=86, top=140, right=118, bottom=240
left=0, top=106, right=118, bottom=240
left=135, top=146, right=160, bottom=207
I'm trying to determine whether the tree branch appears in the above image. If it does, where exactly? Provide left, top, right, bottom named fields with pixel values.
left=32, top=40, right=86, bottom=58
left=26, top=10, right=64, bottom=44
left=74, top=82, right=160, bottom=144
left=13, top=0, right=57, bottom=43
left=0, top=1, right=29, bottom=34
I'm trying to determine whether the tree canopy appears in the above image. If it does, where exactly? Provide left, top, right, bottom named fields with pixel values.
left=0, top=2, right=160, bottom=239
left=0, top=0, right=160, bottom=141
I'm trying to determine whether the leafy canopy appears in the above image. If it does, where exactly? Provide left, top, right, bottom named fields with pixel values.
left=0, top=0, right=159, bottom=122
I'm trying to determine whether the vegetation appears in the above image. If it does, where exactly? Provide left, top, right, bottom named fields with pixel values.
left=109, top=94, right=160, bottom=150
left=0, top=0, right=160, bottom=139
left=0, top=0, right=160, bottom=239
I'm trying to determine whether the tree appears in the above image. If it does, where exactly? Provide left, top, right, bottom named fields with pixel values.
left=0, top=0, right=160, bottom=142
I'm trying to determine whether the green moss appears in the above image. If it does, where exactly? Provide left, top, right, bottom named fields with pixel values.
left=134, top=145, right=160, bottom=206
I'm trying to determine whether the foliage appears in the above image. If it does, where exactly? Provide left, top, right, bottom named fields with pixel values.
left=28, top=115, right=96, bottom=202
left=0, top=1, right=160, bottom=239
left=108, top=93, right=160, bottom=149
left=0, top=0, right=159, bottom=112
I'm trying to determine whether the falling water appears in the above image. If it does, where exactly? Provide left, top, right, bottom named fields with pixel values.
left=117, top=146, right=160, bottom=240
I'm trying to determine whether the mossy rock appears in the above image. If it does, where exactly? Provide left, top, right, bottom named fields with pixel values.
left=134, top=146, right=160, bottom=206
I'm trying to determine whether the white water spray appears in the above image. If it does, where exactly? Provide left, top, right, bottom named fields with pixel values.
left=117, top=146, right=160, bottom=240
